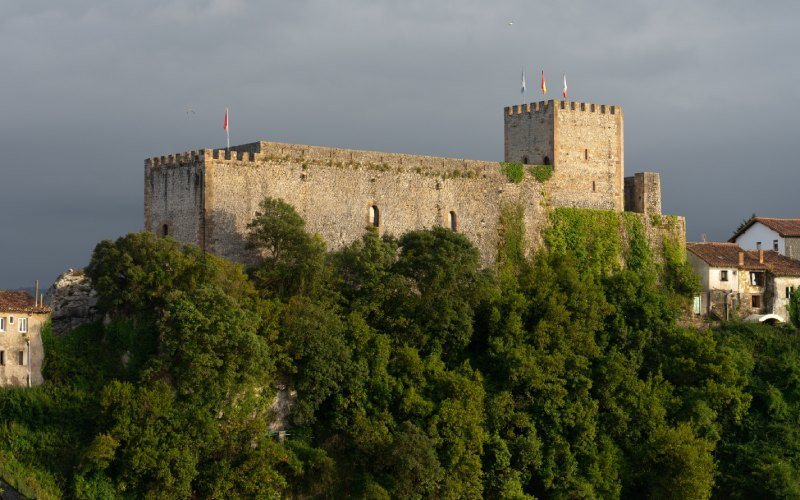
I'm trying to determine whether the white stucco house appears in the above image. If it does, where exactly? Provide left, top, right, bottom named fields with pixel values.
left=687, top=242, right=800, bottom=323
left=729, top=217, right=800, bottom=261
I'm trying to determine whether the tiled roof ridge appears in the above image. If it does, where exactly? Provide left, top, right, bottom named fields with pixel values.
left=0, top=290, right=51, bottom=313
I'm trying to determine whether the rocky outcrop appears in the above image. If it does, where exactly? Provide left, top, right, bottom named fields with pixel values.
left=44, top=270, right=101, bottom=335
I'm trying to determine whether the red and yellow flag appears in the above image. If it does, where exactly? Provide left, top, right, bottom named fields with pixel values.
left=541, top=70, right=547, bottom=95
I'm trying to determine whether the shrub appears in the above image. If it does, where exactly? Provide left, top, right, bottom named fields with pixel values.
left=499, top=162, right=524, bottom=183
left=528, top=165, right=553, bottom=182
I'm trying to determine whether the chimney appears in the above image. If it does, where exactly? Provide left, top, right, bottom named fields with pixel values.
left=759, top=249, right=764, bottom=264
left=738, top=251, right=744, bottom=266
left=34, top=280, right=39, bottom=307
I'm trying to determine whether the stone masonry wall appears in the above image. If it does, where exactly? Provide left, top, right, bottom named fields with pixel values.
left=624, top=172, right=662, bottom=215
left=553, top=101, right=624, bottom=211
left=504, top=102, right=554, bottom=166
left=145, top=143, right=681, bottom=269
left=145, top=101, right=681, bottom=269
left=504, top=100, right=623, bottom=212
left=0, top=311, right=46, bottom=387
left=786, top=237, right=800, bottom=261
left=195, top=147, right=550, bottom=267
left=771, top=276, right=800, bottom=321
left=145, top=159, right=205, bottom=249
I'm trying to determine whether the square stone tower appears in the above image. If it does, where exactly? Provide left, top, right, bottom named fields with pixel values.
left=504, top=100, right=624, bottom=211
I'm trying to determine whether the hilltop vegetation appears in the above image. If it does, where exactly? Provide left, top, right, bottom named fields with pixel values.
left=2, top=199, right=800, bottom=498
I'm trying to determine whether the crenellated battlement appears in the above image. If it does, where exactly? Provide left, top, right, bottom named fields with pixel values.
left=145, top=148, right=266, bottom=167
left=146, top=140, right=503, bottom=177
left=505, top=100, right=619, bottom=116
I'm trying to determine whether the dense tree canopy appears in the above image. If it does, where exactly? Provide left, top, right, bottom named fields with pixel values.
left=1, top=200, right=799, bottom=498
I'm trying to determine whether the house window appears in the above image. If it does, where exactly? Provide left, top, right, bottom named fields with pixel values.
left=448, top=211, right=457, bottom=231
left=0, top=317, right=5, bottom=332
left=9, top=316, right=14, bottom=325
left=787, top=287, right=793, bottom=299
left=0, top=351, right=4, bottom=366
left=720, top=270, right=728, bottom=282
left=750, top=272, right=765, bottom=286
left=752, top=295, right=761, bottom=308
left=756, top=241, right=762, bottom=250
left=18, top=317, right=28, bottom=333
left=774, top=240, right=779, bottom=251
left=369, top=205, right=380, bottom=227
left=17, top=350, right=24, bottom=366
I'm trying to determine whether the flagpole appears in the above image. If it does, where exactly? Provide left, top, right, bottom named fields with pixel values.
left=226, top=107, right=230, bottom=150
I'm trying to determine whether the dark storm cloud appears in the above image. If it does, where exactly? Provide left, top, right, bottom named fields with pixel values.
left=1, top=0, right=798, bottom=288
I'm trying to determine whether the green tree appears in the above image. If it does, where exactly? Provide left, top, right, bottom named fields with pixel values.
left=246, top=197, right=328, bottom=299
left=789, top=288, right=800, bottom=328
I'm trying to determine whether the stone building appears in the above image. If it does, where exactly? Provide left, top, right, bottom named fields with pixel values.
left=687, top=242, right=800, bottom=322
left=144, top=100, right=684, bottom=266
left=0, top=291, right=49, bottom=387
left=729, top=217, right=800, bottom=261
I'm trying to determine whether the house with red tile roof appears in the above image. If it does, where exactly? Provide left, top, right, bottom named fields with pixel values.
left=729, top=217, right=800, bottom=261
left=687, top=242, right=800, bottom=322
left=0, top=291, right=50, bottom=387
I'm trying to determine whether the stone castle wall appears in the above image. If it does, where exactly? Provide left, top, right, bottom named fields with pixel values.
left=146, top=144, right=552, bottom=266
left=504, top=100, right=624, bottom=211
left=624, top=172, right=662, bottom=216
left=144, top=101, right=683, bottom=268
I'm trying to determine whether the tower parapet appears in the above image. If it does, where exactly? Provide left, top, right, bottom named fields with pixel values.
left=504, top=99, right=624, bottom=211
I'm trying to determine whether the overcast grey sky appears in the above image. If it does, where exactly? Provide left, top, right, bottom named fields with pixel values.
left=1, top=0, right=798, bottom=289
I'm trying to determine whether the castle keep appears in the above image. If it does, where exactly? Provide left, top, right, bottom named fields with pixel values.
left=145, top=100, right=682, bottom=265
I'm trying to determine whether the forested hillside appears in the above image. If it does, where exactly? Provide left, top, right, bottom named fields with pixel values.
left=2, top=199, right=800, bottom=498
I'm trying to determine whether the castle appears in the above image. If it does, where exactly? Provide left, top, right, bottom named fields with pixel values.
left=144, top=100, right=683, bottom=265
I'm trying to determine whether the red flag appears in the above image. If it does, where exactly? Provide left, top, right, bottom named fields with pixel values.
left=223, top=108, right=229, bottom=131
left=562, top=74, right=567, bottom=99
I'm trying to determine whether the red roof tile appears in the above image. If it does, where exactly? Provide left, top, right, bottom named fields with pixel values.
left=729, top=217, right=800, bottom=241
left=0, top=291, right=51, bottom=314
left=687, top=243, right=800, bottom=276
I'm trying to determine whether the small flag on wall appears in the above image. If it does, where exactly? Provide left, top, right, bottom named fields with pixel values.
left=521, top=70, right=526, bottom=94
left=224, top=107, right=230, bottom=149
left=541, top=70, right=547, bottom=95
left=563, top=74, right=567, bottom=99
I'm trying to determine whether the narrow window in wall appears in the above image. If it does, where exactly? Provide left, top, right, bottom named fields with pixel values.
left=0, top=317, right=5, bottom=332
left=543, top=156, right=551, bottom=166
left=448, top=211, right=457, bottom=231
left=522, top=156, right=529, bottom=165
left=774, top=240, right=779, bottom=251
left=162, top=224, right=169, bottom=237
left=17, top=350, right=24, bottom=366
left=18, top=317, right=27, bottom=333
left=370, top=205, right=380, bottom=227
left=592, top=181, right=596, bottom=192
left=585, top=149, right=589, bottom=160
left=787, top=287, right=792, bottom=299
left=756, top=241, right=762, bottom=250
left=751, top=295, right=761, bottom=308
left=9, top=316, right=14, bottom=325
left=0, top=351, right=4, bottom=366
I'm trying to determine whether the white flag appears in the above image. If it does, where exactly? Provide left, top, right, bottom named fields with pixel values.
left=562, top=74, right=567, bottom=99
left=521, top=70, right=526, bottom=94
